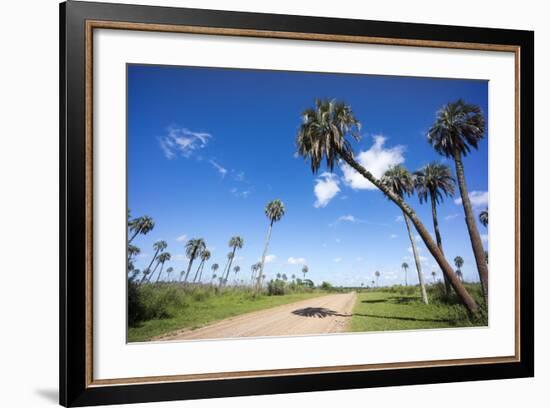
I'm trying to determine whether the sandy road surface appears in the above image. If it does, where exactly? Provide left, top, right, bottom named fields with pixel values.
left=156, top=292, right=357, bottom=341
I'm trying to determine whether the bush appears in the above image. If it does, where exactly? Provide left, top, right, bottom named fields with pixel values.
left=128, top=283, right=189, bottom=326
left=320, top=281, right=334, bottom=291
left=267, top=279, right=287, bottom=296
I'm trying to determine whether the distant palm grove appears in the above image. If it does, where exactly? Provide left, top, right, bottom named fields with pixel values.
left=128, top=97, right=489, bottom=337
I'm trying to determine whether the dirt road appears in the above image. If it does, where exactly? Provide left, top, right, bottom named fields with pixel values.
left=156, top=292, right=357, bottom=341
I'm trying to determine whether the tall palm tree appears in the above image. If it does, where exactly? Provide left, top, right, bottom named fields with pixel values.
left=165, top=266, right=174, bottom=282
left=141, top=240, right=167, bottom=284
left=282, top=274, right=288, bottom=282
left=276, top=273, right=282, bottom=280
left=295, top=99, right=478, bottom=314
left=233, top=265, right=241, bottom=284
left=257, top=200, right=285, bottom=290
left=428, top=99, right=488, bottom=303
left=127, top=244, right=140, bottom=272
left=222, top=236, right=244, bottom=286
left=301, top=265, right=309, bottom=280
left=155, top=252, right=171, bottom=283
left=431, top=270, right=437, bottom=284
left=401, top=262, right=409, bottom=286
left=222, top=252, right=234, bottom=286
left=193, top=249, right=211, bottom=283
left=454, top=256, right=464, bottom=282
left=375, top=271, right=380, bottom=287
left=128, top=215, right=155, bottom=243
left=414, top=162, right=455, bottom=295
left=382, top=165, right=428, bottom=304
left=479, top=208, right=488, bottom=227
left=181, top=238, right=205, bottom=282
left=196, top=249, right=211, bottom=282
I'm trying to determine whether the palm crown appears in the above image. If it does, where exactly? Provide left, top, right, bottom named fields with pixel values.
left=211, top=263, right=219, bottom=271
left=185, top=238, right=205, bottom=258
left=153, top=240, right=168, bottom=253
left=414, top=162, right=455, bottom=204
left=200, top=249, right=211, bottom=261
left=427, top=99, right=486, bottom=158
left=454, top=256, right=464, bottom=269
left=401, top=262, right=408, bottom=269
left=296, top=99, right=361, bottom=173
left=479, top=209, right=488, bottom=227
left=158, top=252, right=171, bottom=263
left=381, top=165, right=414, bottom=198
left=265, top=200, right=285, bottom=224
left=129, top=215, right=155, bottom=235
left=302, top=265, right=309, bottom=274
left=229, top=236, right=244, bottom=250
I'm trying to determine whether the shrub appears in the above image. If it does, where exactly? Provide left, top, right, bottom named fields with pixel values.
left=267, top=279, right=286, bottom=296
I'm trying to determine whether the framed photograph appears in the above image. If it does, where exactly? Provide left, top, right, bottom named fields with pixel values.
left=60, top=1, right=534, bottom=406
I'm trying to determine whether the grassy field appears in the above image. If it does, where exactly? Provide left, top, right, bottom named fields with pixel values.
left=128, top=284, right=326, bottom=342
left=350, top=283, right=487, bottom=332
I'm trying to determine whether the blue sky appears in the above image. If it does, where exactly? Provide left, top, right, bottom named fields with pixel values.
left=128, top=64, right=488, bottom=287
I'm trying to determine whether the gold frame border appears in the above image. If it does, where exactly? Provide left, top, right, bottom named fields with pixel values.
left=84, top=20, right=521, bottom=388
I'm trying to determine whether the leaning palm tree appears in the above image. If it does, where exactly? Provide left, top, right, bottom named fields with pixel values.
left=428, top=99, right=488, bottom=303
left=250, top=262, right=261, bottom=285
left=233, top=265, right=241, bottom=285
left=414, top=162, right=455, bottom=295
left=479, top=208, right=488, bottom=228
left=296, top=99, right=478, bottom=313
left=181, top=238, right=206, bottom=282
left=193, top=249, right=211, bottom=283
left=401, top=262, right=409, bottom=286
left=375, top=271, right=380, bottom=287
left=127, top=244, right=141, bottom=272
left=222, top=236, right=244, bottom=286
left=128, top=215, right=155, bottom=243
left=382, top=165, right=428, bottom=304
left=454, top=256, right=464, bottom=283
left=222, top=252, right=234, bottom=285
left=301, top=265, right=309, bottom=280
left=155, top=252, right=171, bottom=283
left=141, top=240, right=167, bottom=284
left=139, top=268, right=151, bottom=285
left=210, top=263, right=219, bottom=283
left=257, top=200, right=285, bottom=290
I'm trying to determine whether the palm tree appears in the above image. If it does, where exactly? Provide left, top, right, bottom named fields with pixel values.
left=301, top=265, right=309, bottom=280
left=276, top=273, right=282, bottom=280
left=155, top=252, right=171, bottom=283
left=375, top=271, right=380, bottom=287
left=127, top=244, right=140, bottom=272
left=479, top=208, right=488, bottom=228
left=181, top=238, right=206, bottom=282
left=382, top=165, right=428, bottom=304
left=211, top=263, right=219, bottom=282
left=428, top=99, right=488, bottom=303
left=222, top=236, right=244, bottom=286
left=233, top=265, right=241, bottom=284
left=222, top=252, right=234, bottom=285
left=414, top=162, right=455, bottom=295
left=128, top=215, right=155, bottom=243
left=141, top=240, right=167, bottom=284
left=401, top=262, right=409, bottom=286
left=431, top=270, right=437, bottom=284
left=257, top=200, right=285, bottom=290
left=454, top=256, right=464, bottom=282
left=282, top=274, right=288, bottom=282
left=165, top=267, right=174, bottom=282
left=139, top=268, right=151, bottom=285
left=193, top=249, right=211, bottom=283
left=291, top=274, right=296, bottom=282
left=295, top=99, right=478, bottom=314
left=250, top=262, right=261, bottom=285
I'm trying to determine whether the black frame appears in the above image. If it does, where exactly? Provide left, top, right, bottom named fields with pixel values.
left=60, top=1, right=534, bottom=406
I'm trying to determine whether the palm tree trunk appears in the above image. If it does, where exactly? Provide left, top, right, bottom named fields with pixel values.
left=403, top=211, right=429, bottom=304
left=147, top=259, right=161, bottom=283
left=257, top=222, right=273, bottom=291
left=193, top=260, right=204, bottom=283
left=128, top=228, right=141, bottom=244
left=223, top=247, right=237, bottom=287
left=430, top=193, right=452, bottom=296
left=155, top=262, right=165, bottom=283
left=182, top=251, right=196, bottom=283
left=453, top=151, right=488, bottom=303
left=197, top=262, right=206, bottom=282
left=340, top=150, right=480, bottom=315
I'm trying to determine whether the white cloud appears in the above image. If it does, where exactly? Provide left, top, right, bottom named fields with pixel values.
left=390, top=234, right=398, bottom=239
left=481, top=234, right=489, bottom=243
left=445, top=213, right=460, bottom=221
left=264, top=254, right=276, bottom=264
left=335, top=238, right=341, bottom=243
left=340, top=135, right=405, bottom=190
left=313, top=172, right=340, bottom=208
left=209, top=160, right=228, bottom=178
left=175, top=234, right=187, bottom=242
left=395, top=215, right=404, bottom=222
left=158, top=126, right=211, bottom=159
left=338, top=215, right=357, bottom=223
left=333, top=257, right=342, bottom=263
left=454, top=191, right=488, bottom=208
left=230, top=187, right=251, bottom=198
left=287, top=257, right=306, bottom=265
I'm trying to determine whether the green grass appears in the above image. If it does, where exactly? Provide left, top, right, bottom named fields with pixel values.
left=128, top=284, right=326, bottom=342
left=350, top=283, right=487, bottom=332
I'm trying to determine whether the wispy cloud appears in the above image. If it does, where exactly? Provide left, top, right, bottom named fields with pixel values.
left=390, top=234, right=398, bottom=239
left=209, top=160, right=228, bottom=178
left=287, top=257, right=306, bottom=265
left=313, top=172, right=340, bottom=208
left=333, top=257, right=342, bottom=263
left=454, top=191, right=488, bottom=208
left=341, top=135, right=405, bottom=190
left=230, top=187, right=251, bottom=198
left=395, top=215, right=404, bottom=222
left=264, top=254, right=276, bottom=264
left=481, top=234, right=488, bottom=244
left=175, top=234, right=187, bottom=242
left=158, top=126, right=211, bottom=159
left=445, top=213, right=460, bottom=221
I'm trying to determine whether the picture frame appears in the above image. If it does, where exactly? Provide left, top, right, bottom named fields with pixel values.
left=60, top=1, right=534, bottom=406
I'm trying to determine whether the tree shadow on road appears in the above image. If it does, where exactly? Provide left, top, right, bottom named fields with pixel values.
left=353, top=312, right=454, bottom=324
left=292, top=307, right=351, bottom=318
